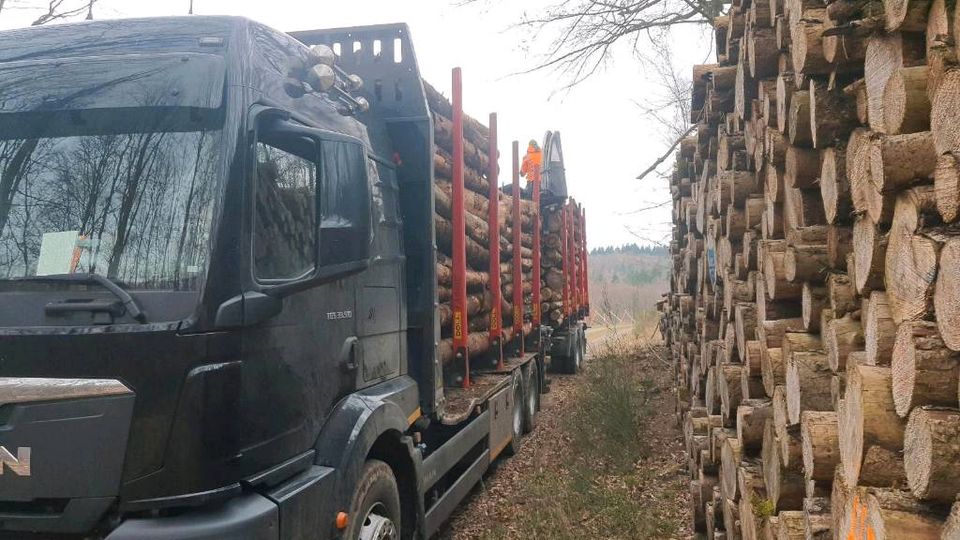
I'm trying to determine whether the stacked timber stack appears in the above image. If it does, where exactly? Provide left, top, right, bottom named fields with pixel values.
left=658, top=0, right=960, bottom=536
left=427, top=82, right=537, bottom=365
left=540, top=203, right=571, bottom=328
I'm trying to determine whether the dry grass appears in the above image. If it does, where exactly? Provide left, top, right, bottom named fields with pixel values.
left=442, top=326, right=692, bottom=540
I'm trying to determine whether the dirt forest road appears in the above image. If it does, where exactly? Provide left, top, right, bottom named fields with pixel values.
left=438, top=325, right=693, bottom=540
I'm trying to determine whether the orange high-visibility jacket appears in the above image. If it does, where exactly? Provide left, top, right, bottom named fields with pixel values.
left=520, top=145, right=542, bottom=183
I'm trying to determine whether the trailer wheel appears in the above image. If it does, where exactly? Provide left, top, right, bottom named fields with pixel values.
left=523, top=361, right=540, bottom=433
left=504, top=376, right=525, bottom=455
left=346, top=460, right=401, bottom=540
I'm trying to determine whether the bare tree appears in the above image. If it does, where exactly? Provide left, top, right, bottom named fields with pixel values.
left=462, top=0, right=716, bottom=88
left=0, top=0, right=98, bottom=26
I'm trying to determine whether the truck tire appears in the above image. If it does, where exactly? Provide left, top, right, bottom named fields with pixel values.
left=503, top=376, right=525, bottom=455
left=557, top=333, right=583, bottom=375
left=346, top=460, right=401, bottom=540
left=523, top=361, right=540, bottom=433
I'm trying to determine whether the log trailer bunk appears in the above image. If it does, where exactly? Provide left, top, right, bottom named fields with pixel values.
left=0, top=18, right=587, bottom=540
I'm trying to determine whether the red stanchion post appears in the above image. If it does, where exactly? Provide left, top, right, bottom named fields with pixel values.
left=488, top=113, right=504, bottom=369
left=531, top=156, right=542, bottom=329
left=581, top=206, right=590, bottom=315
left=451, top=67, right=469, bottom=388
left=511, top=141, right=524, bottom=356
left=561, top=199, right=570, bottom=319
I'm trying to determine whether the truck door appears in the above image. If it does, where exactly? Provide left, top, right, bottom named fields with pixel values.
left=236, top=112, right=373, bottom=469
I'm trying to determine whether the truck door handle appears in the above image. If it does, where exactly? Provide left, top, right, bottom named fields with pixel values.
left=339, top=337, right=360, bottom=372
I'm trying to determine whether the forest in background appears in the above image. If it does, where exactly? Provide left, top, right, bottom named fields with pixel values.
left=588, top=243, right=670, bottom=328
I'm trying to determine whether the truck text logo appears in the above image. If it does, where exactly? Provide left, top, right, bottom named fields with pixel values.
left=0, top=446, right=31, bottom=476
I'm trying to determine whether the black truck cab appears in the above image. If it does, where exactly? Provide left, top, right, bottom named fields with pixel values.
left=0, top=16, right=566, bottom=540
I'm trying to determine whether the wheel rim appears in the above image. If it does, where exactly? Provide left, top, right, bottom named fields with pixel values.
left=527, top=366, right=538, bottom=417
left=513, top=383, right=524, bottom=437
left=358, top=502, right=398, bottom=540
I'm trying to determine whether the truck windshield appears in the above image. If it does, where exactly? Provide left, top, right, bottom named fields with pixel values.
left=0, top=116, right=222, bottom=291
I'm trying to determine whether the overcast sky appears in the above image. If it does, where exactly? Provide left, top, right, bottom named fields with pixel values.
left=0, top=0, right=713, bottom=249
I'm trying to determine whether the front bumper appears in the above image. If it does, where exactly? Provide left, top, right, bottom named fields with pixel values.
left=106, top=492, right=278, bottom=540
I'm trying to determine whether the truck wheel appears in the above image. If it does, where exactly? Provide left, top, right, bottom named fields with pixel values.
left=523, top=361, right=540, bottom=433
left=346, top=460, right=401, bottom=540
left=570, top=336, right=584, bottom=374
left=504, top=376, right=525, bottom=455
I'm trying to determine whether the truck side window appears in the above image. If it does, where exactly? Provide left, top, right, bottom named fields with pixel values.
left=254, top=139, right=318, bottom=280
left=319, top=140, right=370, bottom=265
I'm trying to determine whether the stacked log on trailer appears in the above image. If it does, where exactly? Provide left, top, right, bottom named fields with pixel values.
left=426, top=82, right=537, bottom=365
left=658, top=0, right=960, bottom=537
left=540, top=201, right=584, bottom=329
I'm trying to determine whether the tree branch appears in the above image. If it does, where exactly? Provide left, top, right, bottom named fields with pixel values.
left=634, top=123, right=695, bottom=181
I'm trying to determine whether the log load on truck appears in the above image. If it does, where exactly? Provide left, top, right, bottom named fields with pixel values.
left=0, top=16, right=589, bottom=540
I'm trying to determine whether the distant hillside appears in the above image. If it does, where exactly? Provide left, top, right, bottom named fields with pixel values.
left=588, top=244, right=670, bottom=325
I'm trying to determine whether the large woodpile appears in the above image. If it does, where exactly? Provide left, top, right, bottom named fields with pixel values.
left=426, top=82, right=538, bottom=365
left=540, top=202, right=577, bottom=329
left=659, top=1, right=960, bottom=537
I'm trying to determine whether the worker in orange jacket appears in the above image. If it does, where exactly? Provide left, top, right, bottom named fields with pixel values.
left=520, top=139, right=542, bottom=190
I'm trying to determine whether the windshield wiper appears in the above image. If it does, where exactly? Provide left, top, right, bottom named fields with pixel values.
left=13, top=273, right=147, bottom=323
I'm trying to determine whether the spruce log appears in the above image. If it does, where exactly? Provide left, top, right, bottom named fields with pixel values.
left=787, top=90, right=813, bottom=147
left=825, top=314, right=865, bottom=372
left=762, top=419, right=805, bottom=510
left=738, top=399, right=774, bottom=454
left=853, top=487, right=945, bottom=539
left=883, top=0, right=933, bottom=31
left=765, top=248, right=805, bottom=299
left=810, top=79, right=859, bottom=148
left=893, top=321, right=960, bottom=417
left=784, top=146, right=820, bottom=188
left=720, top=364, right=746, bottom=425
left=882, top=66, right=931, bottom=134
left=865, top=33, right=927, bottom=134
left=943, top=500, right=960, bottom=538
left=869, top=131, right=938, bottom=192
left=820, top=147, right=853, bottom=224
left=847, top=128, right=875, bottom=215
left=721, top=436, right=744, bottom=500
left=791, top=9, right=832, bottom=76
left=801, top=283, right=828, bottom=331
left=935, top=237, right=960, bottom=350
left=904, top=409, right=960, bottom=501
left=852, top=216, right=888, bottom=294
left=801, top=410, right=840, bottom=484
left=885, top=188, right=944, bottom=324
left=839, top=364, right=906, bottom=487
left=828, top=272, right=859, bottom=316
left=865, top=291, right=897, bottom=366
left=762, top=348, right=786, bottom=397
left=786, top=350, right=833, bottom=424
left=784, top=244, right=829, bottom=282
left=935, top=152, right=960, bottom=223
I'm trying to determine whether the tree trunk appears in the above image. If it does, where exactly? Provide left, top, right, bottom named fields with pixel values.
left=786, top=350, right=833, bottom=424
left=821, top=147, right=853, bottom=224
left=720, top=364, right=746, bottom=425
left=935, top=237, right=960, bottom=351
left=801, top=410, right=840, bottom=483
left=869, top=131, right=938, bottom=192
left=785, top=244, right=830, bottom=282
left=852, top=215, right=888, bottom=294
left=810, top=79, right=859, bottom=148
left=839, top=365, right=906, bottom=487
left=738, top=399, right=774, bottom=455
left=934, top=152, right=960, bottom=223
left=892, top=321, right=960, bottom=417
left=825, top=314, right=865, bottom=372
left=721, top=436, right=743, bottom=500
left=784, top=146, right=820, bottom=188
left=787, top=90, right=813, bottom=147
left=865, top=32, right=926, bottom=134
left=762, top=419, right=805, bottom=510
left=865, top=291, right=897, bottom=366
left=802, top=283, right=828, bottom=331
left=882, top=66, right=931, bottom=134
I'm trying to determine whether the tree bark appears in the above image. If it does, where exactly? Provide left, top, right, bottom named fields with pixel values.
left=882, top=66, right=931, bottom=134
left=825, top=313, right=865, bottom=372
left=892, top=321, right=960, bottom=417
left=839, top=365, right=906, bottom=487
left=820, top=147, right=853, bottom=224
left=786, top=350, right=833, bottom=424
left=865, top=33, right=927, bottom=134
left=801, top=410, right=840, bottom=483
left=784, top=146, right=820, bottom=188
left=738, top=399, right=774, bottom=455
left=934, top=152, right=960, bottom=223
left=869, top=131, right=938, bottom=193
left=852, top=215, right=888, bottom=294
left=810, top=79, right=860, bottom=148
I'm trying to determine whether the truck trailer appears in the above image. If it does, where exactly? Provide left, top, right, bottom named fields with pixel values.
left=0, top=16, right=589, bottom=540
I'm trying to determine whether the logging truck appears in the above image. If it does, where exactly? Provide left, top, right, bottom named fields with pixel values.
left=0, top=16, right=590, bottom=540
